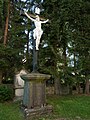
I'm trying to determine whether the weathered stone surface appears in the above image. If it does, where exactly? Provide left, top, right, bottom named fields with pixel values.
left=14, top=69, right=27, bottom=100
left=21, top=105, right=53, bottom=120
left=21, top=73, right=51, bottom=82
left=21, top=72, right=51, bottom=108
left=21, top=72, right=52, bottom=119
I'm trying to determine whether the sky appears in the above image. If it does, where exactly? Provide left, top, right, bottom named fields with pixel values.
left=21, top=0, right=44, bottom=3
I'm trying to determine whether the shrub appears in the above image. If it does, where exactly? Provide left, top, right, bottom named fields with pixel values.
left=0, top=84, right=14, bottom=102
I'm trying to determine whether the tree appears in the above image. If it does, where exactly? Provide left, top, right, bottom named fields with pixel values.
left=0, top=0, right=28, bottom=82
left=3, top=0, right=10, bottom=45
left=41, top=0, right=90, bottom=95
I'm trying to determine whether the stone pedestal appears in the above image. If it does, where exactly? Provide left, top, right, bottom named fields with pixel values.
left=21, top=72, right=53, bottom=118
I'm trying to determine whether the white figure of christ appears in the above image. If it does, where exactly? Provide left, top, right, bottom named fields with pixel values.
left=24, top=12, right=49, bottom=50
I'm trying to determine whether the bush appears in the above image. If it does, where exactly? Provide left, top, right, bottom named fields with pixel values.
left=0, top=84, right=14, bottom=102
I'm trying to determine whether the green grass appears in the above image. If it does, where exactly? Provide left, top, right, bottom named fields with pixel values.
left=46, top=95, right=90, bottom=120
left=0, top=102, right=24, bottom=120
left=0, top=95, right=90, bottom=120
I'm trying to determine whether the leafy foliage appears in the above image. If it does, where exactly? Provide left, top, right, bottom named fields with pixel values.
left=0, top=84, right=14, bottom=102
left=0, top=0, right=90, bottom=93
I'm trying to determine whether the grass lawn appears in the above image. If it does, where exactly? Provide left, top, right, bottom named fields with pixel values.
left=46, top=95, right=90, bottom=120
left=0, top=102, right=24, bottom=120
left=0, top=95, right=90, bottom=120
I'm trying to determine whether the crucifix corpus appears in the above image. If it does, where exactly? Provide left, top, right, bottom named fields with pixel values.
left=24, top=11, right=49, bottom=50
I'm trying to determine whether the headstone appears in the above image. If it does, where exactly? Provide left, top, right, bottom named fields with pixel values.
left=14, top=69, right=27, bottom=101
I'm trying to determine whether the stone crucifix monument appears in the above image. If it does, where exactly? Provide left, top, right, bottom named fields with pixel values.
left=20, top=6, right=52, bottom=119
left=24, top=12, right=49, bottom=51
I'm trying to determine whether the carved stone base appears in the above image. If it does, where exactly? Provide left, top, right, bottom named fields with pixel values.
left=20, top=72, right=52, bottom=119
left=21, top=105, right=53, bottom=120
left=20, top=73, right=51, bottom=109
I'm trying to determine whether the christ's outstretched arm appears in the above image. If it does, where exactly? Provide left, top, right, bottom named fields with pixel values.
left=24, top=11, right=36, bottom=22
left=41, top=19, right=49, bottom=23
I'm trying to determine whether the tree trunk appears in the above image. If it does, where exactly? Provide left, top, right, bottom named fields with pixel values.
left=82, top=81, right=85, bottom=94
left=63, top=43, right=67, bottom=67
left=85, top=79, right=90, bottom=94
left=0, top=71, right=3, bottom=84
left=69, top=84, right=73, bottom=95
left=76, top=82, right=81, bottom=94
left=54, top=77, right=60, bottom=95
left=3, top=0, right=10, bottom=45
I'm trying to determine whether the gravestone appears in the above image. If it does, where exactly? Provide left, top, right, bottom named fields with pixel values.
left=14, top=69, right=27, bottom=101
